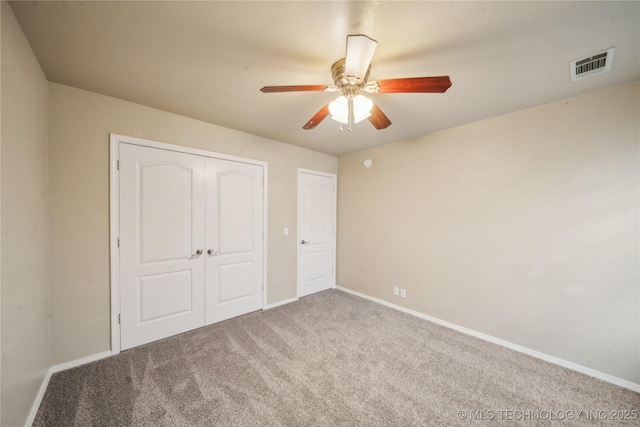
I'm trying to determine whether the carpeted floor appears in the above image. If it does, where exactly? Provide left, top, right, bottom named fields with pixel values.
left=34, top=289, right=639, bottom=426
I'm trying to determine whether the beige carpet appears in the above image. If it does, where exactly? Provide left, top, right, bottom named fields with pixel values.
left=34, top=289, right=639, bottom=426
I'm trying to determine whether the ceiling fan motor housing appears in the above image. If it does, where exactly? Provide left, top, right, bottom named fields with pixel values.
left=331, top=58, right=371, bottom=96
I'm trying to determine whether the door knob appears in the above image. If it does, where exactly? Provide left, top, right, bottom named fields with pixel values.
left=207, top=249, right=218, bottom=256
left=301, top=240, right=309, bottom=245
left=194, top=249, right=203, bottom=256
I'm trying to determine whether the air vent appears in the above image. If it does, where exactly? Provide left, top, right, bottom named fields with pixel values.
left=570, top=48, right=615, bottom=82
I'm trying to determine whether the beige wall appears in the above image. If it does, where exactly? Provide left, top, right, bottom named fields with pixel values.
left=48, top=83, right=337, bottom=364
left=1, top=2, right=52, bottom=425
left=338, top=81, right=639, bottom=384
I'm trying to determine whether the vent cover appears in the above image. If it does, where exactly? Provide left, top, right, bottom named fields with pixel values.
left=570, top=48, right=615, bottom=82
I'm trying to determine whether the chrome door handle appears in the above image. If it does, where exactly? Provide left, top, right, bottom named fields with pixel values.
left=194, top=249, right=203, bottom=256
left=207, top=249, right=218, bottom=256
left=301, top=240, right=309, bottom=245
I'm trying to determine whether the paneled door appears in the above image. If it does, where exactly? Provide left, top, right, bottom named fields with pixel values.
left=117, top=140, right=265, bottom=351
left=205, top=158, right=264, bottom=324
left=298, top=170, right=336, bottom=297
left=119, top=144, right=206, bottom=350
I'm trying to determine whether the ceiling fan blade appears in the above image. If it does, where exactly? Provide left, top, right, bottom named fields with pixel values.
left=375, top=76, right=452, bottom=93
left=303, top=103, right=331, bottom=130
left=344, top=34, right=378, bottom=81
left=260, top=85, right=328, bottom=93
left=368, top=103, right=392, bottom=130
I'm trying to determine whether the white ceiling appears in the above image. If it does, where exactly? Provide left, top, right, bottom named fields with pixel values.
left=10, top=1, right=640, bottom=156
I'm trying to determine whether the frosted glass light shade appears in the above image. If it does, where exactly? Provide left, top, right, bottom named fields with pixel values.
left=328, top=96, right=348, bottom=123
left=329, top=95, right=373, bottom=124
left=353, top=95, right=373, bottom=121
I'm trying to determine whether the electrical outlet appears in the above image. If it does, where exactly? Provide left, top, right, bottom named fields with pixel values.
left=393, top=286, right=399, bottom=296
left=400, top=289, right=407, bottom=299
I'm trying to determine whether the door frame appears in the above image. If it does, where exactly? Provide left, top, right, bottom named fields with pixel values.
left=296, top=168, right=337, bottom=298
left=109, top=133, right=268, bottom=354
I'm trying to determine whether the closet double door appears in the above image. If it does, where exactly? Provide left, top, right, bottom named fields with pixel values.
left=119, top=143, right=263, bottom=350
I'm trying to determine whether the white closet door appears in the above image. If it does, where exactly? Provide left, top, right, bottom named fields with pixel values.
left=205, top=158, right=264, bottom=324
left=119, top=144, right=205, bottom=350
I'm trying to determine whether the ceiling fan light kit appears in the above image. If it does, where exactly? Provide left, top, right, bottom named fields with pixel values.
left=329, top=95, right=373, bottom=128
left=328, top=53, right=375, bottom=131
left=260, top=34, right=452, bottom=132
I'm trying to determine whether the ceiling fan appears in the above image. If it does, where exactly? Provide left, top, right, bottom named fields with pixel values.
left=260, top=34, right=452, bottom=132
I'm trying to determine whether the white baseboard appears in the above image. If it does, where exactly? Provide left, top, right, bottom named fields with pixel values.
left=336, top=286, right=640, bottom=393
left=25, top=369, right=53, bottom=427
left=25, top=350, right=113, bottom=426
left=49, top=350, right=113, bottom=374
left=264, top=296, right=298, bottom=310
left=265, top=284, right=339, bottom=310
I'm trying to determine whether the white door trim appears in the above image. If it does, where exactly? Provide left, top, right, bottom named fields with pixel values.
left=109, top=136, right=120, bottom=354
left=109, top=133, right=268, bottom=354
left=296, top=168, right=337, bottom=298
